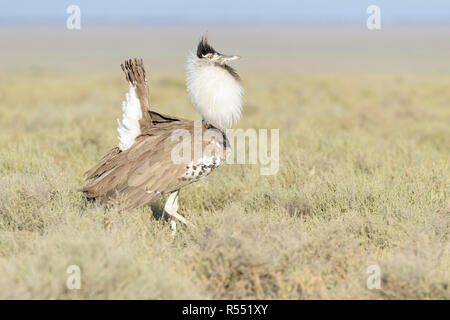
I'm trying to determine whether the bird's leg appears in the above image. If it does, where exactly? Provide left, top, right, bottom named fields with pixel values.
left=170, top=219, right=177, bottom=235
left=164, top=190, right=196, bottom=234
left=166, top=191, right=178, bottom=236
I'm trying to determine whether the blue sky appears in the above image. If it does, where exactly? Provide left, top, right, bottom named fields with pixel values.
left=1, top=0, right=449, bottom=24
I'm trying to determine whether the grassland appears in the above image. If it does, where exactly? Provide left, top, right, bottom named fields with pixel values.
left=0, top=27, right=449, bottom=299
left=0, top=68, right=448, bottom=299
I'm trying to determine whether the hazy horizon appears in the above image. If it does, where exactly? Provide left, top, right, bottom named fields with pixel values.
left=2, top=26, right=450, bottom=73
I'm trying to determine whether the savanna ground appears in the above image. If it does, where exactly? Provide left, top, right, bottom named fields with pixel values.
left=0, top=27, right=449, bottom=299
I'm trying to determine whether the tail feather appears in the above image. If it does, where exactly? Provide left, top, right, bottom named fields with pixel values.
left=121, top=58, right=152, bottom=127
left=117, top=58, right=153, bottom=151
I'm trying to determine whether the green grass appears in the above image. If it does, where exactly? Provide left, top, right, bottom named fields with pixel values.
left=0, top=69, right=448, bottom=299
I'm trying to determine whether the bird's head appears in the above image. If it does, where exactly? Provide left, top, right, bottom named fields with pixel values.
left=186, top=37, right=243, bottom=133
left=196, top=37, right=241, bottom=65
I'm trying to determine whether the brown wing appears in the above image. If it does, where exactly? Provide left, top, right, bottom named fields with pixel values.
left=82, top=120, right=226, bottom=211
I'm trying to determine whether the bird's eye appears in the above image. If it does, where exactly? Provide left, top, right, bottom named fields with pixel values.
left=208, top=54, right=213, bottom=60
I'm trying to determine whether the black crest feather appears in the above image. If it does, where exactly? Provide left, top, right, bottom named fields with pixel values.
left=197, top=37, right=217, bottom=58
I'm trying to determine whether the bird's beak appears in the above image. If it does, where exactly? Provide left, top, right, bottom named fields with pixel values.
left=220, top=54, right=241, bottom=62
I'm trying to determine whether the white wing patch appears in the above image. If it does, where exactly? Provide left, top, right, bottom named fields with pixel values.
left=117, top=83, right=142, bottom=151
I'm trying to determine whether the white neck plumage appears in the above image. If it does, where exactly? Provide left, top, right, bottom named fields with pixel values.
left=186, top=53, right=242, bottom=133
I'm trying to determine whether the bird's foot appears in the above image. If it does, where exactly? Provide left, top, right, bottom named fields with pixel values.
left=169, top=211, right=196, bottom=229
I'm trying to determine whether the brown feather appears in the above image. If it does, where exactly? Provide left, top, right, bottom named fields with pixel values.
left=82, top=118, right=226, bottom=210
